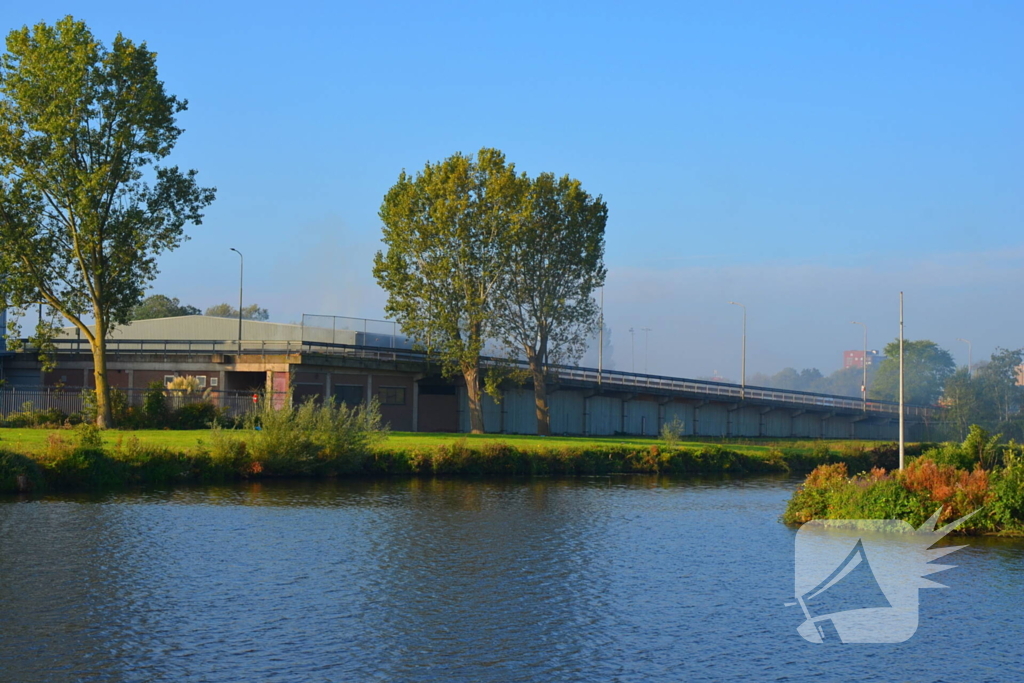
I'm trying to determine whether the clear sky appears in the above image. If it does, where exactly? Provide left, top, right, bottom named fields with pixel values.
left=8, top=1, right=1023, bottom=378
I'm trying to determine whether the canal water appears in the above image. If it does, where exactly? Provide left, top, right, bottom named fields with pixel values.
left=0, top=477, right=1021, bottom=682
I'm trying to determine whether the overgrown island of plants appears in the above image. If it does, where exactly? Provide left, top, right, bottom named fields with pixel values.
left=784, top=425, right=1024, bottom=535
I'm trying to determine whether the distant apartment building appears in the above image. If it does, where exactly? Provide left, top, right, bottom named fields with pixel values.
left=843, top=349, right=883, bottom=370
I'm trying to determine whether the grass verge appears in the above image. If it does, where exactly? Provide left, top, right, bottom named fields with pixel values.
left=0, top=426, right=920, bottom=493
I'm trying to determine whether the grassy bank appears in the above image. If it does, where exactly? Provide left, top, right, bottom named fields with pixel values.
left=0, top=425, right=918, bottom=493
left=783, top=428, right=1024, bottom=535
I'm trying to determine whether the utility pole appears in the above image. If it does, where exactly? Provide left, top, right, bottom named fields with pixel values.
left=629, top=327, right=635, bottom=374
left=899, top=292, right=904, bottom=471
left=728, top=301, right=746, bottom=399
left=230, top=248, right=243, bottom=351
left=598, top=287, right=604, bottom=386
left=641, top=327, right=652, bottom=374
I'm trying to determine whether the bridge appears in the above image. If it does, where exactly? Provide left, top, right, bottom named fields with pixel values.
left=0, top=332, right=938, bottom=440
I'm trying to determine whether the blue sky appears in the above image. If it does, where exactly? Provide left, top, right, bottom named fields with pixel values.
left=8, top=1, right=1023, bottom=377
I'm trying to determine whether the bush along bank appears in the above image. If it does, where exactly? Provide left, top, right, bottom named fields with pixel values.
left=1, top=432, right=920, bottom=495
left=783, top=426, right=1024, bottom=535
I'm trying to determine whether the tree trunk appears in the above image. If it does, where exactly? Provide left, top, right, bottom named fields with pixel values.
left=90, top=330, right=113, bottom=428
left=529, top=354, right=551, bottom=436
left=463, top=364, right=486, bottom=434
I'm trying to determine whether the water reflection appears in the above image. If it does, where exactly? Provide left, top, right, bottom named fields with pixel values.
left=1, top=477, right=1022, bottom=682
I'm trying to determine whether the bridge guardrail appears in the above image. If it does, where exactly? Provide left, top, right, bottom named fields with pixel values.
left=20, top=337, right=935, bottom=418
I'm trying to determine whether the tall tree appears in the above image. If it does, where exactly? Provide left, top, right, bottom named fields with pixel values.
left=132, top=294, right=200, bottom=319
left=494, top=172, right=606, bottom=435
left=0, top=17, right=215, bottom=426
left=975, top=347, right=1023, bottom=426
left=205, top=303, right=269, bottom=321
left=373, top=148, right=521, bottom=433
left=941, top=367, right=983, bottom=440
left=870, top=339, right=955, bottom=405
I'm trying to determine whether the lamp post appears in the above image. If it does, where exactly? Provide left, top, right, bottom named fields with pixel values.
left=628, top=327, right=635, bottom=373
left=899, top=292, right=904, bottom=471
left=957, top=338, right=972, bottom=378
left=728, top=301, right=746, bottom=399
left=851, top=321, right=867, bottom=411
left=641, top=327, right=652, bottom=374
left=598, top=287, right=604, bottom=386
left=229, top=248, right=243, bottom=350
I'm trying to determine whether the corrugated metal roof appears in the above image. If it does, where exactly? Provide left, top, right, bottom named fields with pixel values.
left=57, top=315, right=357, bottom=343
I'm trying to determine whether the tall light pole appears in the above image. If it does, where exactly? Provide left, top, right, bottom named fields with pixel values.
left=851, top=321, right=867, bottom=411
left=728, top=301, right=746, bottom=399
left=957, top=337, right=972, bottom=378
left=229, top=248, right=243, bottom=349
left=628, top=327, right=635, bottom=373
left=899, top=292, right=905, bottom=471
left=598, top=287, right=604, bottom=386
left=641, top=327, right=652, bottom=374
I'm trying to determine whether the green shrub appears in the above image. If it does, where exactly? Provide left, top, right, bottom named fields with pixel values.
left=660, top=417, right=685, bottom=448
left=172, top=401, right=222, bottom=430
left=2, top=402, right=69, bottom=428
left=244, top=394, right=388, bottom=476
left=142, top=381, right=169, bottom=427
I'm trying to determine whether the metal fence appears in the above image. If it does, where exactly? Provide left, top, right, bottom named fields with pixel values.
left=17, top=336, right=938, bottom=419
left=0, top=386, right=287, bottom=420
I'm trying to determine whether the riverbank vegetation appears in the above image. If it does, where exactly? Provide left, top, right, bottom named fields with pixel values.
left=0, top=410, right=918, bottom=493
left=783, top=426, right=1024, bottom=534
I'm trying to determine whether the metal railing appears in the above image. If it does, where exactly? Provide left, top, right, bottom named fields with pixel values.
left=0, top=386, right=283, bottom=419
left=14, top=337, right=937, bottom=418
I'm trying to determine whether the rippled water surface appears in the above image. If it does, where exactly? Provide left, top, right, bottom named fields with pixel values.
left=1, top=477, right=1023, bottom=682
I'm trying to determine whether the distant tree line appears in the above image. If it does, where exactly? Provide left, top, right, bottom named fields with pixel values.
left=131, top=295, right=269, bottom=322
left=755, top=340, right=1024, bottom=441
left=749, top=365, right=873, bottom=398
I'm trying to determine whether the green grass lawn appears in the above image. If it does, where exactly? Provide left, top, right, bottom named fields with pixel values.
left=0, top=426, right=889, bottom=457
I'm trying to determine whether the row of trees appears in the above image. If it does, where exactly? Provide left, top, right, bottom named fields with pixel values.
left=755, top=339, right=1024, bottom=440
left=750, top=366, right=874, bottom=398
left=131, top=294, right=269, bottom=321
left=373, top=148, right=607, bottom=435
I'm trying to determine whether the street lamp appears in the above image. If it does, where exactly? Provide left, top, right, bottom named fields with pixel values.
left=851, top=321, right=867, bottom=411
left=628, top=327, right=635, bottom=373
left=728, top=301, right=746, bottom=399
left=956, top=338, right=972, bottom=378
left=598, top=287, right=604, bottom=386
left=641, top=327, right=652, bottom=374
left=229, top=248, right=243, bottom=349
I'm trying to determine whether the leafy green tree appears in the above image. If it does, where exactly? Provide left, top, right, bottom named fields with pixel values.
left=132, top=294, right=200, bottom=320
left=205, top=303, right=269, bottom=321
left=0, top=17, right=215, bottom=427
left=975, top=348, right=1023, bottom=427
left=373, top=148, right=521, bottom=433
left=494, top=171, right=606, bottom=435
left=870, top=339, right=955, bottom=405
left=941, top=367, right=983, bottom=440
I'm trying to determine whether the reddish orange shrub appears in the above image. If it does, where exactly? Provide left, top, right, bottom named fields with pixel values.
left=899, top=458, right=991, bottom=523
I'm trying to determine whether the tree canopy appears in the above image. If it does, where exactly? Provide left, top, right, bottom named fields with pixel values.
left=374, top=148, right=520, bottom=433
left=493, top=171, right=606, bottom=435
left=204, top=303, right=269, bottom=321
left=0, top=16, right=215, bottom=426
left=870, top=339, right=955, bottom=405
left=132, top=294, right=200, bottom=320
